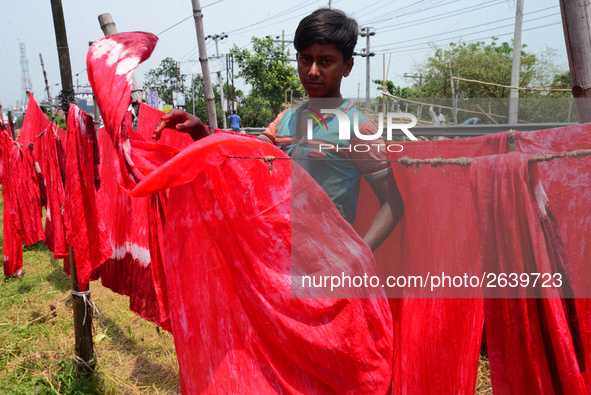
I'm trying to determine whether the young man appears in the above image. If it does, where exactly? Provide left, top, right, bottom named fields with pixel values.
left=227, top=110, right=243, bottom=132
left=154, top=8, right=403, bottom=252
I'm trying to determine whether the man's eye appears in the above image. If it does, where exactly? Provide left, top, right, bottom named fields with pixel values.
left=322, top=59, right=332, bottom=64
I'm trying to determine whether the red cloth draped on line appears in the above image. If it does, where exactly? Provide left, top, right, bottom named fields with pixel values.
left=352, top=134, right=508, bottom=394
left=37, top=124, right=69, bottom=259
left=88, top=31, right=395, bottom=393
left=471, top=152, right=586, bottom=394
left=515, top=124, right=591, bottom=393
left=64, top=105, right=112, bottom=291
left=1, top=132, right=23, bottom=276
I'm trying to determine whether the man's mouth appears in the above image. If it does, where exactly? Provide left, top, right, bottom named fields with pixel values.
left=306, top=82, right=323, bottom=87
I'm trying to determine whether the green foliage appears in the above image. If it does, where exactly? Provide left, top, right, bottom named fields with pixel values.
left=15, top=115, right=24, bottom=129
left=143, top=57, right=179, bottom=106
left=410, top=39, right=564, bottom=99
left=231, top=37, right=304, bottom=116
left=239, top=95, right=274, bottom=127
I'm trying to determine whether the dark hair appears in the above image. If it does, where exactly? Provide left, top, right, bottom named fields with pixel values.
left=233, top=110, right=237, bottom=114
left=294, top=8, right=358, bottom=61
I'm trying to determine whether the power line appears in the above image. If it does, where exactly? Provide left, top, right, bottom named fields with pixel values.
left=156, top=0, right=224, bottom=36
left=225, top=0, right=315, bottom=35
left=374, top=21, right=563, bottom=55
left=378, top=3, right=558, bottom=34
left=372, top=11, right=560, bottom=50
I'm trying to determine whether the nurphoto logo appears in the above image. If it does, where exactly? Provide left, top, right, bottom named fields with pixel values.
left=305, top=109, right=418, bottom=141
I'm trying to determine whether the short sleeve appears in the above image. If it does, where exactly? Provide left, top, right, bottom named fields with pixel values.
left=348, top=119, right=392, bottom=181
left=257, top=110, right=287, bottom=145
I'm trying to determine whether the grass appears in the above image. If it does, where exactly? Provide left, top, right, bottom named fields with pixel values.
left=0, top=195, right=492, bottom=394
left=0, top=196, right=180, bottom=394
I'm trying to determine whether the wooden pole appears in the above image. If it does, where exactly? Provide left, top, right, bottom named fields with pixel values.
left=39, top=54, right=54, bottom=117
left=191, top=0, right=218, bottom=128
left=69, top=247, right=95, bottom=371
left=559, top=0, right=591, bottom=123
left=7, top=111, right=16, bottom=140
left=97, top=14, right=144, bottom=104
left=50, top=0, right=75, bottom=113
left=50, top=0, right=95, bottom=371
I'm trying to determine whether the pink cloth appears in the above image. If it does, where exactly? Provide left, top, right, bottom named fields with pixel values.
left=353, top=134, right=508, bottom=394
left=471, top=152, right=586, bottom=394
left=515, top=124, right=591, bottom=393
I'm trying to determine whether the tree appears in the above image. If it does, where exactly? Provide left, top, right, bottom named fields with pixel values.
left=404, top=39, right=571, bottom=123
left=410, top=39, right=560, bottom=99
left=143, top=57, right=179, bottom=106
left=231, top=37, right=304, bottom=117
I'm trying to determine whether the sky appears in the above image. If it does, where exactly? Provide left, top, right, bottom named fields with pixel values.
left=0, top=0, right=568, bottom=109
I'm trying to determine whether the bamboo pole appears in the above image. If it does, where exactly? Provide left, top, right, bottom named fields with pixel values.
left=559, top=0, right=591, bottom=123
left=191, top=0, right=218, bottom=128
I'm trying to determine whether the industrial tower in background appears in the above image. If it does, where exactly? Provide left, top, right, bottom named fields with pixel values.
left=20, top=42, right=33, bottom=109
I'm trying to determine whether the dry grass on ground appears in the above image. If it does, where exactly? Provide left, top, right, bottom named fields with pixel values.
left=0, top=228, right=180, bottom=394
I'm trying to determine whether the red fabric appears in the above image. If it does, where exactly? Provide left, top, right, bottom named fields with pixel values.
left=515, top=124, right=591, bottom=393
left=1, top=132, right=23, bottom=276
left=37, top=125, right=68, bottom=259
left=127, top=133, right=394, bottom=394
left=19, top=95, right=51, bottom=146
left=64, top=105, right=112, bottom=291
left=352, top=134, right=508, bottom=394
left=87, top=32, right=157, bottom=144
left=88, top=32, right=395, bottom=392
left=470, top=152, right=586, bottom=394
left=17, top=145, right=45, bottom=246
left=95, top=126, right=169, bottom=328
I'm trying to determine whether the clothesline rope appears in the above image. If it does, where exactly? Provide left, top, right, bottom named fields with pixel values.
left=451, top=76, right=572, bottom=92
left=227, top=146, right=591, bottom=170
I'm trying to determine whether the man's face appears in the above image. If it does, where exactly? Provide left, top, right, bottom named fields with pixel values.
left=297, top=43, right=353, bottom=99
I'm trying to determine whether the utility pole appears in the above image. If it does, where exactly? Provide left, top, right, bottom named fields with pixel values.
left=206, top=33, right=228, bottom=128
left=449, top=62, right=457, bottom=124
left=50, top=0, right=95, bottom=372
left=191, top=0, right=218, bottom=128
left=226, top=54, right=236, bottom=112
left=39, top=54, right=54, bottom=116
left=508, top=0, right=524, bottom=124
left=328, top=0, right=332, bottom=8
left=560, top=0, right=591, bottom=123
left=98, top=14, right=144, bottom=104
left=273, top=30, right=294, bottom=47
left=404, top=73, right=423, bottom=91
left=356, top=27, right=375, bottom=111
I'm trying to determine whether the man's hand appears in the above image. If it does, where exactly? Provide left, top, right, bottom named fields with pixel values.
left=152, top=109, right=210, bottom=142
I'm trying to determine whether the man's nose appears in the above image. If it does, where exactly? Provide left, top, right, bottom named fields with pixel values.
left=308, top=62, right=320, bottom=78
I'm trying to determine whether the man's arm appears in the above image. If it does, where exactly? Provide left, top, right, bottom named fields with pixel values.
left=363, top=171, right=404, bottom=252
left=152, top=109, right=209, bottom=141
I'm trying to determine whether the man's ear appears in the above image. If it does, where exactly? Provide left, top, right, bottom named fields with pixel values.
left=343, top=57, right=354, bottom=77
